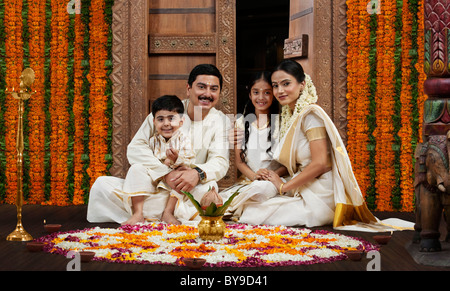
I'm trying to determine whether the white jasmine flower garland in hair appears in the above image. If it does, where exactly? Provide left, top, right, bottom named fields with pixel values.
left=279, top=74, right=318, bottom=138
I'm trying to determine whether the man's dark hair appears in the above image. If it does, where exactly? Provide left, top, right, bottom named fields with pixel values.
left=151, top=95, right=184, bottom=117
left=187, top=64, right=223, bottom=90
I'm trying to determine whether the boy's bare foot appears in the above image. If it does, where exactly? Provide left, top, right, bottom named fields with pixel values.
left=161, top=211, right=181, bottom=225
left=121, top=213, right=145, bottom=225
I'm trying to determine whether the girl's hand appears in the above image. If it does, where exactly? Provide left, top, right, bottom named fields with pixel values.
left=255, top=168, right=270, bottom=180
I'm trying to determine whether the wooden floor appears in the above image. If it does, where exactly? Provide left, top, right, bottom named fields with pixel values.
left=1, top=204, right=448, bottom=274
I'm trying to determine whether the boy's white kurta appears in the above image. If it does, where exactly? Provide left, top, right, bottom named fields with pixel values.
left=87, top=99, right=231, bottom=223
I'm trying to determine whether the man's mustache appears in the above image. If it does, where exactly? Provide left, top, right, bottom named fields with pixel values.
left=198, top=96, right=214, bottom=102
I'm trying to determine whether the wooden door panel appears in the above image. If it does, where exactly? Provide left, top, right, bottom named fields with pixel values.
left=286, top=0, right=313, bottom=75
left=149, top=0, right=215, bottom=34
left=149, top=14, right=215, bottom=34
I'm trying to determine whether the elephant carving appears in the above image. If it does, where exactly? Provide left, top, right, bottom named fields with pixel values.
left=413, top=131, right=450, bottom=252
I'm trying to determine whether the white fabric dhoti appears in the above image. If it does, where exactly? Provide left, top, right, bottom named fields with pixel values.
left=87, top=175, right=217, bottom=224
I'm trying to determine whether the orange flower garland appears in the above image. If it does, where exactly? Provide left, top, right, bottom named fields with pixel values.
left=86, top=0, right=109, bottom=188
left=346, top=0, right=371, bottom=198
left=3, top=0, right=23, bottom=204
left=346, top=0, right=426, bottom=211
left=72, top=12, right=85, bottom=205
left=374, top=2, right=396, bottom=211
left=0, top=0, right=113, bottom=205
left=399, top=0, right=414, bottom=212
left=48, top=0, right=70, bottom=206
left=416, top=1, right=426, bottom=146
left=26, top=0, right=46, bottom=204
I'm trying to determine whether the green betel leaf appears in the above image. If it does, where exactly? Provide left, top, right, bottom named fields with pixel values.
left=214, top=185, right=245, bottom=216
left=181, top=190, right=204, bottom=215
left=204, top=202, right=218, bottom=216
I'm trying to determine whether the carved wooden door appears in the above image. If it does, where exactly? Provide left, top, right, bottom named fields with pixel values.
left=147, top=0, right=237, bottom=188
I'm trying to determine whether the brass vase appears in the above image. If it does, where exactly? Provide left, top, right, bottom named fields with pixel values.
left=198, top=216, right=226, bottom=241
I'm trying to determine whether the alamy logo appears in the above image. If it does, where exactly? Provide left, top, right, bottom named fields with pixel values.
left=67, top=0, right=81, bottom=15
left=367, top=0, right=381, bottom=15
left=66, top=250, right=81, bottom=271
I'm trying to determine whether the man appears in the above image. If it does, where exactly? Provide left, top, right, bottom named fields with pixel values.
left=87, top=64, right=231, bottom=224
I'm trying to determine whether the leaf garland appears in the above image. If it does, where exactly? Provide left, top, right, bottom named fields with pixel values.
left=0, top=0, right=113, bottom=205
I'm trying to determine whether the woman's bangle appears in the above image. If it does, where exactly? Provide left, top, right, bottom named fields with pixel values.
left=279, top=183, right=285, bottom=195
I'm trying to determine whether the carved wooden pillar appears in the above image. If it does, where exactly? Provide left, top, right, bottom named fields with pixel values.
left=414, top=0, right=450, bottom=252
left=423, top=0, right=450, bottom=137
left=110, top=0, right=148, bottom=178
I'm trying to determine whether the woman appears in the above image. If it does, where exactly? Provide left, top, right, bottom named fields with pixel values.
left=221, top=71, right=287, bottom=220
left=240, top=60, right=377, bottom=228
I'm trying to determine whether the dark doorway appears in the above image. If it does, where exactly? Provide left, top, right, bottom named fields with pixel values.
left=236, top=0, right=290, bottom=114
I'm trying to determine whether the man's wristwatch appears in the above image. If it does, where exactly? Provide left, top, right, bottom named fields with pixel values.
left=193, top=166, right=206, bottom=182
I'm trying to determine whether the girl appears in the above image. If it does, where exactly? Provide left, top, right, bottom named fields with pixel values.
left=221, top=71, right=287, bottom=221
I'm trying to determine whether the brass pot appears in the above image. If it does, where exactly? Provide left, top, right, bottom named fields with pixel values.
left=198, top=216, right=226, bottom=241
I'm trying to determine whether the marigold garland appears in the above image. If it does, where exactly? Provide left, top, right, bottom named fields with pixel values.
left=399, top=0, right=414, bottom=212
left=0, top=0, right=7, bottom=201
left=3, top=0, right=23, bottom=204
left=346, top=0, right=371, bottom=200
left=346, top=0, right=426, bottom=211
left=27, top=0, right=46, bottom=204
left=86, top=0, right=109, bottom=189
left=72, top=11, right=85, bottom=205
left=47, top=0, right=70, bottom=206
left=0, top=0, right=113, bottom=205
left=374, top=1, right=397, bottom=211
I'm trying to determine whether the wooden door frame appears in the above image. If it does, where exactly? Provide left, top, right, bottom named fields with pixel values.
left=318, top=0, right=348, bottom=144
left=109, top=0, right=237, bottom=183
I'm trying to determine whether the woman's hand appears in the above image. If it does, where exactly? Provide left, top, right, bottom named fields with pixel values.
left=264, top=170, right=283, bottom=190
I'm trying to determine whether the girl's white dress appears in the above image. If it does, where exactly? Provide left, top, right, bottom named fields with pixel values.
left=221, top=117, right=284, bottom=221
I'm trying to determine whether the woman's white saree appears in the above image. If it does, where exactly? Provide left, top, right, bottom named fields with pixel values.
left=274, top=104, right=413, bottom=231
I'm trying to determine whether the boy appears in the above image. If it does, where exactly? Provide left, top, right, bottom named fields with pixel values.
left=120, top=95, right=195, bottom=225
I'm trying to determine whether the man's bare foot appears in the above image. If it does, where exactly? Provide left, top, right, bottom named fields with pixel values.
left=121, top=213, right=145, bottom=225
left=161, top=211, right=181, bottom=225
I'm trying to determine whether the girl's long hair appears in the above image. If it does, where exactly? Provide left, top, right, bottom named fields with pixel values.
left=240, top=71, right=280, bottom=162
